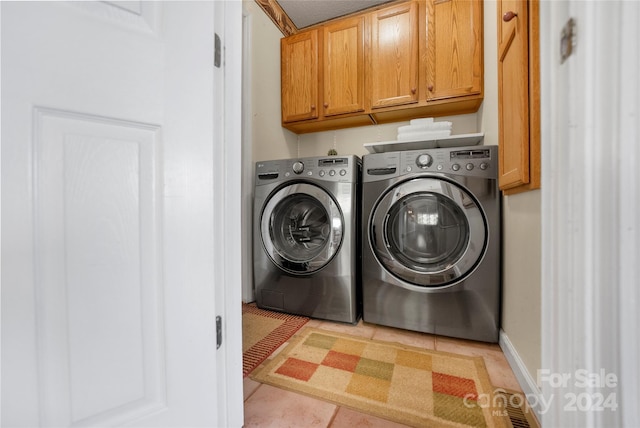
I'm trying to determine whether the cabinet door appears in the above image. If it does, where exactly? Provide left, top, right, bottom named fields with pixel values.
left=281, top=29, right=319, bottom=123
left=369, top=2, right=419, bottom=109
left=497, top=0, right=530, bottom=189
left=323, top=17, right=365, bottom=116
left=426, top=0, right=483, bottom=101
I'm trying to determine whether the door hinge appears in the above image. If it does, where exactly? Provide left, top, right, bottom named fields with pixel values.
left=560, top=18, right=576, bottom=64
left=214, top=33, right=222, bottom=68
left=216, top=315, right=222, bottom=349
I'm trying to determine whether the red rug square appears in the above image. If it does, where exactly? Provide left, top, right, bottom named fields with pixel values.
left=275, top=357, right=319, bottom=381
left=432, top=372, right=479, bottom=400
left=321, top=350, right=361, bottom=372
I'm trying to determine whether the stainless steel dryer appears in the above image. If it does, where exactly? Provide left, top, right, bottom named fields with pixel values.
left=254, top=155, right=361, bottom=324
left=362, top=146, right=500, bottom=342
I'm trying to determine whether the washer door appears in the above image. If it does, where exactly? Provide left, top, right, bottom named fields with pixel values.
left=370, top=177, right=487, bottom=287
left=261, top=182, right=343, bottom=274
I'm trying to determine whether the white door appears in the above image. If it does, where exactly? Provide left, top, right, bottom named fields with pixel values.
left=540, top=1, right=640, bottom=427
left=1, top=1, right=242, bottom=426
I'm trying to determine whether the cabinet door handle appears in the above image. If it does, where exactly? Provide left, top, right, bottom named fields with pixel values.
left=323, top=103, right=329, bottom=108
left=428, top=85, right=434, bottom=92
left=310, top=104, right=316, bottom=110
left=503, top=11, right=517, bottom=22
left=411, top=88, right=417, bottom=94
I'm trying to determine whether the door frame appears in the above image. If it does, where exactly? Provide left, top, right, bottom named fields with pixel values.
left=214, top=1, right=243, bottom=426
left=540, top=1, right=640, bottom=426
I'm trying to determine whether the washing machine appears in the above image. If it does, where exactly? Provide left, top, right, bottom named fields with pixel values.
left=254, top=155, right=361, bottom=324
left=362, top=145, right=500, bottom=342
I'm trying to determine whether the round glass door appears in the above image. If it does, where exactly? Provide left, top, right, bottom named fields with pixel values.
left=370, top=177, right=487, bottom=288
left=261, top=183, right=343, bottom=274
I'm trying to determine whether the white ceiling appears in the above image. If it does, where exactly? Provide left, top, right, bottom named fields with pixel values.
left=277, top=0, right=393, bottom=29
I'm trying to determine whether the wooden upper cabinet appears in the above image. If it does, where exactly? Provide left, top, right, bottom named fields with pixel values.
left=279, top=0, right=485, bottom=134
left=497, top=0, right=540, bottom=192
left=369, top=2, right=419, bottom=109
left=281, top=29, right=319, bottom=123
left=323, top=17, right=365, bottom=117
left=426, top=0, right=483, bottom=101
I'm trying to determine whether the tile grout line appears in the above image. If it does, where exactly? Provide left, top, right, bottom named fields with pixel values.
left=325, top=404, right=341, bottom=428
left=243, top=379, right=263, bottom=403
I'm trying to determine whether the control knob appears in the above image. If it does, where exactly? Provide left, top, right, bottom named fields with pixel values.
left=416, top=153, right=433, bottom=168
left=292, top=161, right=304, bottom=174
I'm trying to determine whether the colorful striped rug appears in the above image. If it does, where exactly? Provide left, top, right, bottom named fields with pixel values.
left=251, top=327, right=511, bottom=428
left=242, top=303, right=309, bottom=378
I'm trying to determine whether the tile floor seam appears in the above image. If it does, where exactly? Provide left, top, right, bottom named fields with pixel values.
left=326, top=405, right=341, bottom=428
left=243, top=380, right=262, bottom=403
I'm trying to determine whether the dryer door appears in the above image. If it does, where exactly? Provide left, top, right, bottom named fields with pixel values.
left=370, top=177, right=487, bottom=287
left=261, top=182, right=343, bottom=274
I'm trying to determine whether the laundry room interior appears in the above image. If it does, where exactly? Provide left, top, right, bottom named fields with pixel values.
left=3, top=0, right=637, bottom=426
left=243, top=0, right=541, bottom=426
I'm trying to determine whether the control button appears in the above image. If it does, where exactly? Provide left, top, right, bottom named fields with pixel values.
left=339, top=169, right=347, bottom=176
left=480, top=162, right=489, bottom=170
left=452, top=163, right=461, bottom=171
left=437, top=164, right=443, bottom=171
left=307, top=171, right=313, bottom=176
left=292, top=161, right=304, bottom=174
left=329, top=170, right=336, bottom=176
left=466, top=163, right=474, bottom=171
left=406, top=166, right=412, bottom=172
left=285, top=172, right=290, bottom=177
left=319, top=170, right=326, bottom=177
left=416, top=153, right=433, bottom=168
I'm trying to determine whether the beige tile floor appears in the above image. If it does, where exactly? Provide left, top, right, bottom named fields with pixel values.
left=243, top=317, right=523, bottom=427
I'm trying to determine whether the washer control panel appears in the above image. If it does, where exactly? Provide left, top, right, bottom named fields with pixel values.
left=256, top=155, right=361, bottom=184
left=416, top=153, right=433, bottom=169
left=292, top=161, right=304, bottom=174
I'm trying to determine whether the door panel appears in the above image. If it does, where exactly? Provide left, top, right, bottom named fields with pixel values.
left=1, top=2, right=239, bottom=426
left=323, top=16, right=365, bottom=116
left=369, top=2, right=419, bottom=109
left=281, top=30, right=319, bottom=122
left=426, top=0, right=483, bottom=100
left=33, top=109, right=165, bottom=425
left=498, top=0, right=530, bottom=189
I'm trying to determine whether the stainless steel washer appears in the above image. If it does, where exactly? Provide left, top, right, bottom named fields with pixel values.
left=362, top=146, right=501, bottom=342
left=254, top=155, right=361, bottom=323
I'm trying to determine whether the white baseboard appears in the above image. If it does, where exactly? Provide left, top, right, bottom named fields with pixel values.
left=499, top=329, right=542, bottom=424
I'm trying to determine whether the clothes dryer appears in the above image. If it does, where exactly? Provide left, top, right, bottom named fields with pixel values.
left=362, top=146, right=500, bottom=342
left=254, top=155, right=361, bottom=323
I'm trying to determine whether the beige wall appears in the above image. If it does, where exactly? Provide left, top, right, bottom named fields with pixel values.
left=246, top=0, right=541, bottom=383
left=244, top=0, right=297, bottom=162
left=501, top=192, right=542, bottom=375
left=297, top=113, right=480, bottom=157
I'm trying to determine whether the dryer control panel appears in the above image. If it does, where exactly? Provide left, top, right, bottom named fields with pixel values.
left=363, top=146, right=497, bottom=182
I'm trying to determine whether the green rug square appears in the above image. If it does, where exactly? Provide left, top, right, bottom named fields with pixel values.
left=355, top=357, right=394, bottom=381
left=304, top=333, right=338, bottom=350
left=433, top=391, right=487, bottom=427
